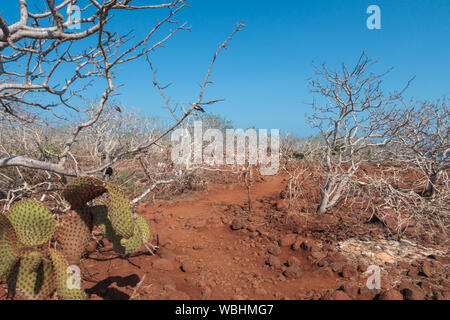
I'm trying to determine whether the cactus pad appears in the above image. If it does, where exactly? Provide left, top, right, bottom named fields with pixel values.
left=62, top=176, right=107, bottom=209
left=0, top=214, right=21, bottom=279
left=105, top=185, right=134, bottom=239
left=134, top=215, right=151, bottom=244
left=55, top=209, right=93, bottom=266
left=116, top=223, right=143, bottom=254
left=7, top=200, right=55, bottom=247
left=8, top=250, right=55, bottom=300
left=48, top=248, right=87, bottom=300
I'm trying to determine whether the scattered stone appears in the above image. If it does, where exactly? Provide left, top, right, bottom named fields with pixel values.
left=181, top=260, right=198, bottom=273
left=283, top=265, right=301, bottom=279
left=317, top=259, right=328, bottom=267
left=357, top=264, right=368, bottom=273
left=420, top=260, right=433, bottom=277
left=286, top=256, right=300, bottom=267
left=310, top=247, right=326, bottom=260
left=340, top=264, right=357, bottom=279
left=300, top=240, right=313, bottom=251
left=230, top=219, right=244, bottom=230
left=291, top=239, right=303, bottom=251
left=266, top=255, right=282, bottom=268
left=268, top=245, right=282, bottom=256
left=313, top=267, right=333, bottom=278
left=330, top=262, right=344, bottom=273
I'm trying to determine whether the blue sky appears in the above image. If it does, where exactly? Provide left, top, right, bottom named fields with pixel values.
left=2, top=1, right=450, bottom=136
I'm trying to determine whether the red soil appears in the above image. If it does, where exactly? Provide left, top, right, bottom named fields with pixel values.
left=1, top=168, right=448, bottom=300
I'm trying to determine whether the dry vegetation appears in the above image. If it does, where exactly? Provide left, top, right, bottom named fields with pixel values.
left=0, top=0, right=448, bottom=300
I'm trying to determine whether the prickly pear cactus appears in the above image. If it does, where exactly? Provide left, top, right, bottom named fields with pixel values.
left=105, top=184, right=135, bottom=239
left=48, top=248, right=87, bottom=300
left=7, top=200, right=55, bottom=247
left=62, top=176, right=106, bottom=209
left=0, top=176, right=153, bottom=300
left=7, top=250, right=55, bottom=300
left=0, top=214, right=21, bottom=280
left=55, top=209, right=93, bottom=266
left=134, top=215, right=151, bottom=245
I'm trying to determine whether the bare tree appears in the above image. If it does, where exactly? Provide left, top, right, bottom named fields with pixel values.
left=377, top=99, right=449, bottom=197
left=0, top=1, right=244, bottom=180
left=307, top=52, right=411, bottom=214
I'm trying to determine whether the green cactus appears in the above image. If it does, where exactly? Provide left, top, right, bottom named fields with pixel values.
left=55, top=209, right=93, bottom=266
left=7, top=250, right=55, bottom=300
left=48, top=248, right=87, bottom=300
left=7, top=200, right=55, bottom=247
left=0, top=176, right=153, bottom=300
left=105, top=184, right=135, bottom=239
left=0, top=214, right=21, bottom=280
left=62, top=176, right=107, bottom=209
left=134, top=215, right=151, bottom=244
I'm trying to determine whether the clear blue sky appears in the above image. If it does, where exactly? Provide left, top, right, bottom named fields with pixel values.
left=2, top=1, right=450, bottom=136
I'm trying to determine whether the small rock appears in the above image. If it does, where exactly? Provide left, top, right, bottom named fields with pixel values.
left=300, top=240, right=313, bottom=251
left=420, top=260, right=433, bottom=277
left=313, top=267, right=333, bottom=277
left=268, top=245, right=281, bottom=256
left=181, top=260, right=198, bottom=273
left=357, top=264, right=368, bottom=273
left=230, top=219, right=244, bottom=230
left=330, top=262, right=344, bottom=273
left=341, top=264, right=357, bottom=279
left=317, top=260, right=328, bottom=267
left=310, top=247, right=326, bottom=260
left=287, top=256, right=300, bottom=267
left=283, top=265, right=302, bottom=279
left=291, top=239, right=303, bottom=251
left=266, top=255, right=282, bottom=268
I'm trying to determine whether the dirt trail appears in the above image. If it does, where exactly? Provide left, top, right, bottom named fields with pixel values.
left=78, top=174, right=347, bottom=300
